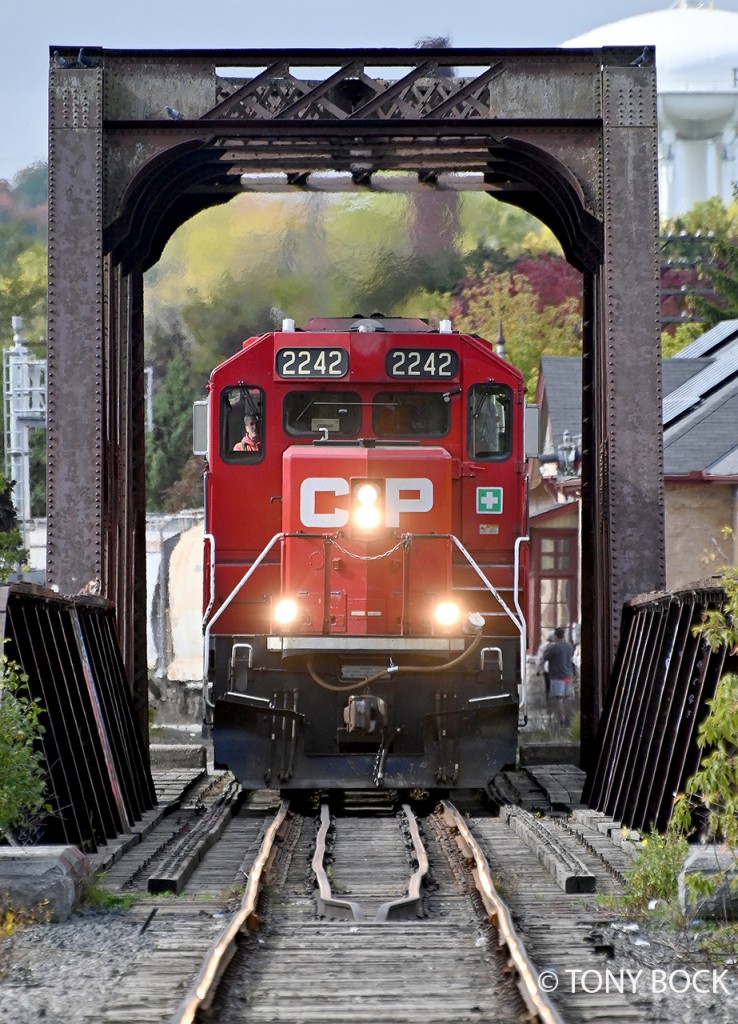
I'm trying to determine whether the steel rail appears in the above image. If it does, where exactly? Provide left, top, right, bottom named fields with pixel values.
left=439, top=800, right=567, bottom=1024
left=375, top=803, right=429, bottom=921
left=311, top=804, right=365, bottom=921
left=168, top=799, right=291, bottom=1024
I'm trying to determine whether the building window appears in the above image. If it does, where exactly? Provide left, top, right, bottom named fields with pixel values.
left=530, top=527, right=578, bottom=649
left=540, top=535, right=573, bottom=573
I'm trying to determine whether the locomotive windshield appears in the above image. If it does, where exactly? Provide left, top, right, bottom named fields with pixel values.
left=467, top=383, right=512, bottom=459
left=283, top=390, right=362, bottom=437
left=372, top=392, right=449, bottom=436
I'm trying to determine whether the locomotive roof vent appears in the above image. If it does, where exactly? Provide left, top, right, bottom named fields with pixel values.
left=439, top=318, right=453, bottom=333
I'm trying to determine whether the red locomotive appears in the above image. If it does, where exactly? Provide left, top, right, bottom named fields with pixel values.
left=199, top=315, right=529, bottom=792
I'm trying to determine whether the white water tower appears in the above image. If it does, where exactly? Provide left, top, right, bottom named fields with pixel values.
left=564, top=2, right=738, bottom=218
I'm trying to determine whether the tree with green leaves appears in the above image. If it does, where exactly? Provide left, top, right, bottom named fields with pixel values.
left=671, top=561, right=738, bottom=849
left=0, top=225, right=47, bottom=344
left=451, top=262, right=582, bottom=391
left=656, top=193, right=738, bottom=329
left=0, top=653, right=48, bottom=844
left=0, top=472, right=28, bottom=579
left=690, top=236, right=738, bottom=327
left=9, top=163, right=48, bottom=211
left=146, top=348, right=202, bottom=511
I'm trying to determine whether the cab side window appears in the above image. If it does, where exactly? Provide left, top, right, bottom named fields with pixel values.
left=467, top=383, right=512, bottom=459
left=221, top=386, right=264, bottom=461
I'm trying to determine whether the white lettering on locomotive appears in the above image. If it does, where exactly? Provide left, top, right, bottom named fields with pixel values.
left=300, top=477, right=350, bottom=527
left=299, top=476, right=434, bottom=528
left=384, top=477, right=433, bottom=526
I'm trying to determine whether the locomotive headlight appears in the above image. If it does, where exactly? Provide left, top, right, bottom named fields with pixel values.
left=274, top=597, right=299, bottom=625
left=351, top=479, right=384, bottom=531
left=356, top=482, right=380, bottom=506
left=435, top=600, right=461, bottom=628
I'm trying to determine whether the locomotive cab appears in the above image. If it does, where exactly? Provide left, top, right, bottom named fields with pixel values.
left=201, top=316, right=528, bottom=791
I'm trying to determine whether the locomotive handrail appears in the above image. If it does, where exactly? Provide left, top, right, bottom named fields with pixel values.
left=514, top=534, right=530, bottom=713
left=203, top=528, right=529, bottom=712
left=447, top=535, right=523, bottom=630
left=202, top=532, right=286, bottom=704
left=449, top=532, right=529, bottom=713
left=203, top=532, right=216, bottom=625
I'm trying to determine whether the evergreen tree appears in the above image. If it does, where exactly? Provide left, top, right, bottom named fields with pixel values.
left=691, top=236, right=738, bottom=327
left=146, top=349, right=201, bottom=511
left=10, top=163, right=49, bottom=211
left=0, top=472, right=28, bottom=579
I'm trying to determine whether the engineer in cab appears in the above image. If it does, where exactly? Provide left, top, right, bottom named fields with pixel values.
left=233, top=413, right=261, bottom=453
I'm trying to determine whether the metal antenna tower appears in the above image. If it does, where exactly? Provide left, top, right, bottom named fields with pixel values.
left=3, top=316, right=47, bottom=536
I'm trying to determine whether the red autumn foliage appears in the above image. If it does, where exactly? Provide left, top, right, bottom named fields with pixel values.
left=510, top=253, right=583, bottom=313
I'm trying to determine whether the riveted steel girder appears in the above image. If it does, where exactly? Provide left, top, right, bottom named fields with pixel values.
left=47, top=46, right=664, bottom=756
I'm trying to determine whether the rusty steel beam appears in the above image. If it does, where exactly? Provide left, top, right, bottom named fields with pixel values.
left=47, top=46, right=664, bottom=758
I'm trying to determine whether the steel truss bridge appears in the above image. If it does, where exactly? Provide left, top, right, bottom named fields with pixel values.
left=47, top=45, right=664, bottom=761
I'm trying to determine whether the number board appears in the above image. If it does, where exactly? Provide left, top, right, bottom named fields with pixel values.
left=386, top=348, right=459, bottom=379
left=276, top=347, right=349, bottom=378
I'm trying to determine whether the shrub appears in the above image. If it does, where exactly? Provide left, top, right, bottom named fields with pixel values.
left=0, top=655, right=49, bottom=843
left=671, top=563, right=738, bottom=848
left=624, top=824, right=689, bottom=909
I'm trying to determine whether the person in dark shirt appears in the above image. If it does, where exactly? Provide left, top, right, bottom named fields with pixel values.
left=539, top=626, right=575, bottom=725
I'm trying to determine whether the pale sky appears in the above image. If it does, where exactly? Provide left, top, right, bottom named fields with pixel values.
left=3, top=0, right=738, bottom=183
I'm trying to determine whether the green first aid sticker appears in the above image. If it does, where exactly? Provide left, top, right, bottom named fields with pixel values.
left=476, top=486, right=503, bottom=514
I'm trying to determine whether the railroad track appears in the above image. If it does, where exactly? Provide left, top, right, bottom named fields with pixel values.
left=17, top=773, right=666, bottom=1024
left=170, top=795, right=562, bottom=1024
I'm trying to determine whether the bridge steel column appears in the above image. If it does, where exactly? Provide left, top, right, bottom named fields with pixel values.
left=579, top=64, right=665, bottom=768
left=46, top=47, right=665, bottom=760
left=48, top=68, right=148, bottom=736
left=47, top=70, right=105, bottom=591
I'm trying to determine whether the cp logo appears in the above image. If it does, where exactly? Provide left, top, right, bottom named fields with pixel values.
left=299, top=477, right=433, bottom=527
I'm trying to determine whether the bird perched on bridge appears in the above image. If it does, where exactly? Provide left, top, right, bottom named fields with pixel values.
left=78, top=47, right=99, bottom=68
left=53, top=50, right=72, bottom=68
left=165, top=105, right=185, bottom=120
left=630, top=47, right=650, bottom=67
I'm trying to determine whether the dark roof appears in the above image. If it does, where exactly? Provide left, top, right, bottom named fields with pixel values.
left=662, top=359, right=708, bottom=395
left=538, top=356, right=710, bottom=446
left=538, top=323, right=738, bottom=478
left=538, top=356, right=582, bottom=445
left=662, top=337, right=738, bottom=427
left=663, top=378, right=738, bottom=475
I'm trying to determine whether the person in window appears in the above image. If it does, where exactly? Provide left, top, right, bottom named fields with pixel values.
left=233, top=413, right=261, bottom=452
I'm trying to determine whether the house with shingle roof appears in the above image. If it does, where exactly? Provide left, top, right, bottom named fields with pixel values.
left=528, top=322, right=738, bottom=650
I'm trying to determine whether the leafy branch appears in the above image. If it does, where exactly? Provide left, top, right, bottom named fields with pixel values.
left=0, top=653, right=49, bottom=844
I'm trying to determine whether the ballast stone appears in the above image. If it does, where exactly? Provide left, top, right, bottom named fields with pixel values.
left=0, top=846, right=92, bottom=921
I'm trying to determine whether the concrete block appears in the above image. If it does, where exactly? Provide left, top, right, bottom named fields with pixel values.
left=149, top=743, right=206, bottom=769
left=0, top=846, right=92, bottom=922
left=678, top=845, right=738, bottom=920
